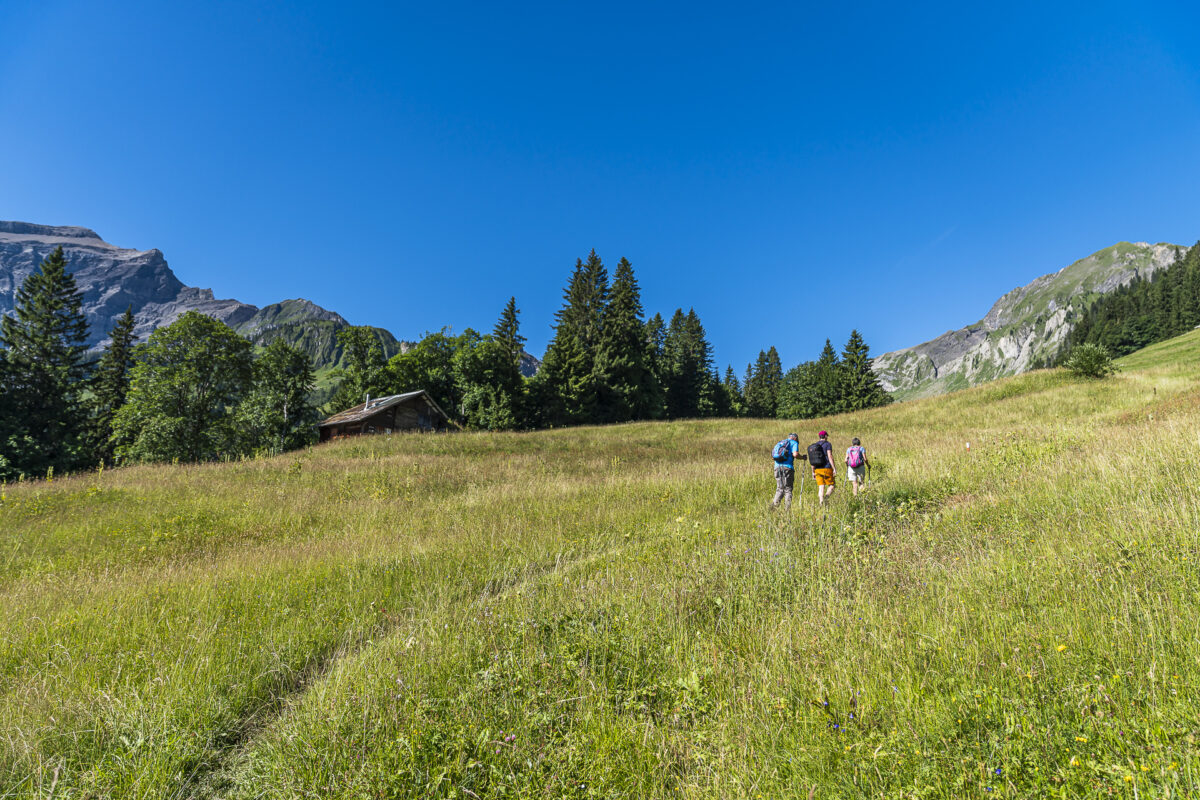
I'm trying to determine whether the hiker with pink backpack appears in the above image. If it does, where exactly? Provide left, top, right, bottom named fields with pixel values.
left=845, top=437, right=871, bottom=496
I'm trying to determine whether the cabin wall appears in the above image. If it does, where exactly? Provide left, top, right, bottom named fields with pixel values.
left=321, top=398, right=446, bottom=440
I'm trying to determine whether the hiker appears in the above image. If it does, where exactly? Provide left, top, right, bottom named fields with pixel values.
left=807, top=431, right=836, bottom=506
left=770, top=433, right=801, bottom=510
left=845, top=437, right=871, bottom=496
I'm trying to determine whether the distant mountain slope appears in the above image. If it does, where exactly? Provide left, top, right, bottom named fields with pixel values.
left=0, top=222, right=539, bottom=377
left=231, top=300, right=404, bottom=370
left=873, top=241, right=1186, bottom=399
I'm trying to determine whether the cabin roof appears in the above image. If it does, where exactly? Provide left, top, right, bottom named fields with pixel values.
left=318, top=390, right=450, bottom=428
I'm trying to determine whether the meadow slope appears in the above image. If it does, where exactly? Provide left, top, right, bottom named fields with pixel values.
left=2, top=332, right=1200, bottom=799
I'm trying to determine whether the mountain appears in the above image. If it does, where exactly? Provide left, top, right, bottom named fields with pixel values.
left=0, top=222, right=540, bottom=378
left=873, top=241, right=1187, bottom=399
left=0, top=221, right=256, bottom=347
left=231, top=299, right=405, bottom=370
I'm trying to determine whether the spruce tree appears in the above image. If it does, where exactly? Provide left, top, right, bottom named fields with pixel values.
left=662, top=309, right=718, bottom=417
left=722, top=365, right=745, bottom=416
left=0, top=246, right=90, bottom=478
left=814, top=338, right=844, bottom=415
left=88, top=306, right=138, bottom=463
left=594, top=257, right=657, bottom=422
left=643, top=313, right=667, bottom=418
left=743, top=350, right=768, bottom=417
left=840, top=330, right=891, bottom=411
left=492, top=296, right=526, bottom=368
left=530, top=254, right=606, bottom=425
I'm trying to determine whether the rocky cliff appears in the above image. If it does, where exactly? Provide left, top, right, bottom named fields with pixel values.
left=873, top=242, right=1187, bottom=399
left=0, top=221, right=540, bottom=376
left=0, top=221, right=256, bottom=348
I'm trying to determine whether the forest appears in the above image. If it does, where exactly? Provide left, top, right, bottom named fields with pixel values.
left=1065, top=241, right=1200, bottom=357
left=0, top=247, right=890, bottom=479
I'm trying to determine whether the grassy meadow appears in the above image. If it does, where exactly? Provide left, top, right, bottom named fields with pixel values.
left=3, top=331, right=1200, bottom=799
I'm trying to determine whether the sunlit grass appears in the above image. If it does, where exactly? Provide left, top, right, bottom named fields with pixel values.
left=3, top=331, right=1200, bottom=798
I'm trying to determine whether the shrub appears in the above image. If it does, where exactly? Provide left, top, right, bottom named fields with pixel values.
left=1064, top=342, right=1119, bottom=379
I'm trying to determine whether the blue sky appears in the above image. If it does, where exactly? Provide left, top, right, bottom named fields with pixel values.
left=2, top=0, right=1199, bottom=371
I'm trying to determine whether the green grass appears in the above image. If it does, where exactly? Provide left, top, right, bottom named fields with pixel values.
left=4, top=331, right=1200, bottom=798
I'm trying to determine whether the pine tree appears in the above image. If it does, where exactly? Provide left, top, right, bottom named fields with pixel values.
left=594, top=258, right=657, bottom=422
left=492, top=296, right=526, bottom=367
left=840, top=330, right=891, bottom=411
left=88, top=306, right=137, bottom=463
left=0, top=246, right=90, bottom=478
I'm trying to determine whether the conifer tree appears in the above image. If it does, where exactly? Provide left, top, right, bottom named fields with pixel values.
left=743, top=350, right=768, bottom=417
left=0, top=246, right=90, bottom=478
left=840, top=330, right=891, bottom=411
left=662, top=309, right=718, bottom=417
left=594, top=257, right=657, bottom=422
left=721, top=365, right=745, bottom=416
left=743, top=346, right=782, bottom=417
left=643, top=313, right=667, bottom=418
left=530, top=253, right=608, bottom=425
left=492, top=296, right=526, bottom=367
left=88, top=306, right=137, bottom=463
left=814, top=338, right=844, bottom=415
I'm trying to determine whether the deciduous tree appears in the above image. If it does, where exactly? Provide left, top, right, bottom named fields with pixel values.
left=111, top=312, right=253, bottom=463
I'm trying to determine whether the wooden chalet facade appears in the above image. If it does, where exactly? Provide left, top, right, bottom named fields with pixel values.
left=318, top=390, right=452, bottom=441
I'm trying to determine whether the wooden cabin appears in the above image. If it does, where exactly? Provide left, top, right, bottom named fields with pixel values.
left=318, top=390, right=452, bottom=441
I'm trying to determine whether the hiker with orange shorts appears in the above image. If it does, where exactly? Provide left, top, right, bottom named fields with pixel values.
left=806, top=431, right=836, bottom=507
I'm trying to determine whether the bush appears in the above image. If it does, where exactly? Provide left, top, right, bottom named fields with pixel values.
left=1064, top=342, right=1119, bottom=379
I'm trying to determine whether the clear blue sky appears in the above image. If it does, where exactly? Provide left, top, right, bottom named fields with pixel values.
left=2, top=0, right=1198, bottom=371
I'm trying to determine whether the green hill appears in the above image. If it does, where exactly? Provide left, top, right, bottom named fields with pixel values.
left=3, top=330, right=1200, bottom=797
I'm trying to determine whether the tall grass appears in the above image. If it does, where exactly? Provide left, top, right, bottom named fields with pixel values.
left=3, top=331, right=1200, bottom=798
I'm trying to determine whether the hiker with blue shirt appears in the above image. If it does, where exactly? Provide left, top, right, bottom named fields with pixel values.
left=770, top=433, right=802, bottom=510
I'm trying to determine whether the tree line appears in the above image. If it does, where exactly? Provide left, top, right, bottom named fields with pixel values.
left=0, top=247, right=319, bottom=480
left=1064, top=241, right=1200, bottom=358
left=0, top=247, right=892, bottom=480
left=336, top=250, right=892, bottom=429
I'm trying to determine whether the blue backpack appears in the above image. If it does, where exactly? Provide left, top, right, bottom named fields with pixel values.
left=772, top=439, right=792, bottom=462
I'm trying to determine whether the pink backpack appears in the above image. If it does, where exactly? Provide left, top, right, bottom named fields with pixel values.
left=847, top=446, right=864, bottom=468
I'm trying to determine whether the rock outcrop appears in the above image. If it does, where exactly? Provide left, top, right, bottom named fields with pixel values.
left=0, top=221, right=255, bottom=348
left=873, top=242, right=1186, bottom=399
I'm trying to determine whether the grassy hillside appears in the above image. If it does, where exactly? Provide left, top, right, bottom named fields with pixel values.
left=3, top=331, right=1200, bottom=798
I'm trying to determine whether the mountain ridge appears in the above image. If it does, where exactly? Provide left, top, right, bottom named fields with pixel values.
left=0, top=222, right=539, bottom=380
left=872, top=241, right=1186, bottom=398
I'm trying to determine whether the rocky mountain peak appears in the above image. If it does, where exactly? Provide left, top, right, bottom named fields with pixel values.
left=0, top=221, right=105, bottom=241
